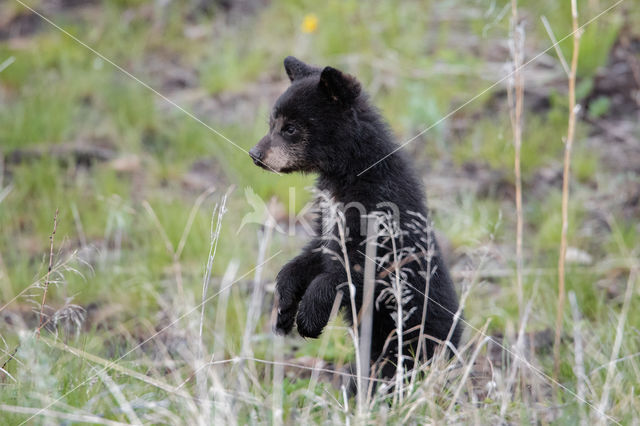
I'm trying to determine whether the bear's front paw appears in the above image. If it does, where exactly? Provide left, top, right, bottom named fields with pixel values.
left=296, top=313, right=324, bottom=339
left=274, top=300, right=297, bottom=335
left=296, top=300, right=330, bottom=338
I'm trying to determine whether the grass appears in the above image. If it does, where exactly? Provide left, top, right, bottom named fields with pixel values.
left=1, top=0, right=639, bottom=424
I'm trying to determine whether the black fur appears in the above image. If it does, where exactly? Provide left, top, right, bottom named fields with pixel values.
left=250, top=56, right=463, bottom=387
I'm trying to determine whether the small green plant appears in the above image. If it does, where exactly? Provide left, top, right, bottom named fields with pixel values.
left=588, top=96, right=611, bottom=119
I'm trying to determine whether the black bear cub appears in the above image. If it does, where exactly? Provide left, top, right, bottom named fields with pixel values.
left=249, top=57, right=462, bottom=387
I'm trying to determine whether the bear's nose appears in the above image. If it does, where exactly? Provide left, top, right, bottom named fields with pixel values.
left=249, top=147, right=263, bottom=165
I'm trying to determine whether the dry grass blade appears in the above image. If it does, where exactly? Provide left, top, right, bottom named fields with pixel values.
left=569, top=291, right=587, bottom=426
left=0, top=56, right=16, bottom=73
left=555, top=0, right=582, bottom=383
left=357, top=246, right=620, bottom=423
left=240, top=203, right=275, bottom=359
left=541, top=15, right=571, bottom=76
left=358, top=215, right=378, bottom=401
left=597, top=268, right=637, bottom=423
left=0, top=250, right=79, bottom=315
left=0, top=364, right=16, bottom=383
left=36, top=208, right=58, bottom=339
left=500, top=289, right=536, bottom=419
left=333, top=209, right=366, bottom=417
left=18, top=251, right=282, bottom=425
left=199, top=189, right=230, bottom=357
left=508, top=0, right=525, bottom=318
left=3, top=0, right=637, bottom=423
left=0, top=404, right=129, bottom=426
left=301, top=292, right=343, bottom=422
left=44, top=337, right=190, bottom=396
left=95, top=368, right=142, bottom=425
left=446, top=321, right=491, bottom=415
left=271, top=316, right=284, bottom=426
left=213, top=260, right=240, bottom=361
left=0, top=184, right=11, bottom=206
left=144, top=186, right=220, bottom=316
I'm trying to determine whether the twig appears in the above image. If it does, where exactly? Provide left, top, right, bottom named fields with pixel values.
left=377, top=253, right=424, bottom=279
left=0, top=250, right=79, bottom=315
left=0, top=346, right=18, bottom=382
left=554, top=0, right=582, bottom=383
left=509, top=0, right=525, bottom=319
left=36, top=208, right=59, bottom=339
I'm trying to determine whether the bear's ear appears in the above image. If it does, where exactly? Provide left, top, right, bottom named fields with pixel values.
left=318, top=66, right=361, bottom=105
left=284, top=56, right=315, bottom=82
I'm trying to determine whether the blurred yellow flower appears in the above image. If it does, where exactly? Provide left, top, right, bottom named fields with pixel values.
left=301, top=14, right=318, bottom=33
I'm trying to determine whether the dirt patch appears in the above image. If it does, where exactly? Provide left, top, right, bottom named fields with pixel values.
left=0, top=10, right=42, bottom=41
left=162, top=78, right=287, bottom=128
left=468, top=329, right=555, bottom=407
left=586, top=31, right=640, bottom=118
left=182, top=157, right=228, bottom=193
left=5, top=139, right=117, bottom=169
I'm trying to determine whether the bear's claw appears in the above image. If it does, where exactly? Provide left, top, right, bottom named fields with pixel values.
left=274, top=304, right=296, bottom=335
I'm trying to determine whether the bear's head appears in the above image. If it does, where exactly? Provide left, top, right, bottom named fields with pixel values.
left=249, top=56, right=362, bottom=174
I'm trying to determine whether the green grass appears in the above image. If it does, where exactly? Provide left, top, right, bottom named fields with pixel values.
left=1, top=0, right=639, bottom=423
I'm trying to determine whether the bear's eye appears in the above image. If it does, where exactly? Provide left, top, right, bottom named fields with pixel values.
left=282, top=124, right=296, bottom=136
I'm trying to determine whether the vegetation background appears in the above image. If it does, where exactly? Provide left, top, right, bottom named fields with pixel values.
left=0, top=0, right=638, bottom=424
